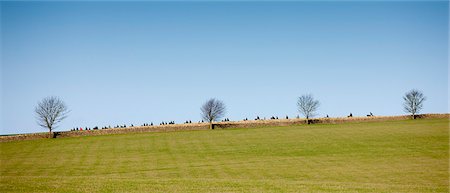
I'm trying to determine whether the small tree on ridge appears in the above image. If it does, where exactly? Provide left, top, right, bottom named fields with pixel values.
left=201, top=98, right=226, bottom=129
left=35, top=96, right=69, bottom=138
left=297, top=94, right=320, bottom=122
left=403, top=89, right=425, bottom=119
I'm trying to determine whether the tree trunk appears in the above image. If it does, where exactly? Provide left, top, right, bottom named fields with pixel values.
left=48, top=128, right=53, bottom=138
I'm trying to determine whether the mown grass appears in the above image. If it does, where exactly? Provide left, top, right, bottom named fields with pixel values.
left=1, top=118, right=448, bottom=192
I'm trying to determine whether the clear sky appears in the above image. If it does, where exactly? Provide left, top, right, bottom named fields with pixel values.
left=1, top=1, right=448, bottom=135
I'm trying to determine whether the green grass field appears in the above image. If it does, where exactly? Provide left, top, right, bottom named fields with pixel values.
left=1, top=118, right=448, bottom=192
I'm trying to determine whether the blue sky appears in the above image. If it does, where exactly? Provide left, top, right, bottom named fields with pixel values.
left=1, top=1, right=448, bottom=134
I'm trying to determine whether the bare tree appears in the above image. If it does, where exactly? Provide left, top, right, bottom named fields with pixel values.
left=297, top=94, right=320, bottom=121
left=201, top=98, right=226, bottom=129
left=403, top=89, right=425, bottom=119
left=35, top=96, right=69, bottom=137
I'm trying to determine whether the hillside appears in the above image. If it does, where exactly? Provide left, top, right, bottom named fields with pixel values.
left=1, top=113, right=448, bottom=142
left=0, top=118, right=448, bottom=192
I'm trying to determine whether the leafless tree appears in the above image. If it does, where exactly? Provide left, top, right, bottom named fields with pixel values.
left=35, top=96, right=69, bottom=137
left=201, top=98, right=226, bottom=129
left=403, top=89, right=425, bottom=119
left=297, top=94, right=320, bottom=120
